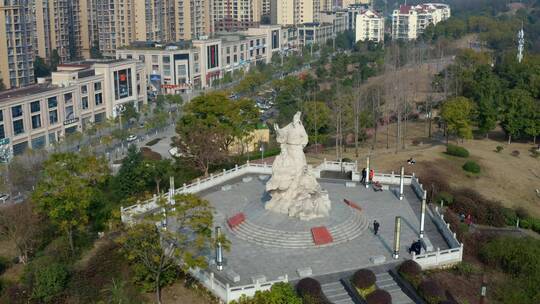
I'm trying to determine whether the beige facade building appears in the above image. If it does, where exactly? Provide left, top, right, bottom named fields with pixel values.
left=34, top=0, right=85, bottom=62
left=271, top=0, right=320, bottom=25
left=212, top=0, right=262, bottom=32
left=117, top=27, right=281, bottom=91
left=355, top=9, right=384, bottom=43
left=392, top=3, right=451, bottom=40
left=0, top=59, right=147, bottom=159
left=0, top=0, right=35, bottom=89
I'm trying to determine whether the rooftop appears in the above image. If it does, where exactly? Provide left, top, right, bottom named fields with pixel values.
left=0, top=84, right=60, bottom=103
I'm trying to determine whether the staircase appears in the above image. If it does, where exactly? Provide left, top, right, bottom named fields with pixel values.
left=228, top=210, right=369, bottom=249
left=321, top=281, right=354, bottom=304
left=375, top=272, right=414, bottom=304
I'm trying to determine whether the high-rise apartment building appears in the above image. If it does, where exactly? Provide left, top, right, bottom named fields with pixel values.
left=35, top=0, right=84, bottom=63
left=0, top=0, right=35, bottom=89
left=271, top=0, right=320, bottom=25
left=355, top=9, right=384, bottom=43
left=212, top=0, right=262, bottom=32
left=392, top=3, right=450, bottom=40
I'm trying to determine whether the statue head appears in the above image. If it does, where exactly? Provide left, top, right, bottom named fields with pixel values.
left=293, top=112, right=302, bottom=125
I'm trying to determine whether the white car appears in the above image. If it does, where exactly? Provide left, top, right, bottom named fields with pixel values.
left=0, top=193, right=9, bottom=204
left=127, top=134, right=138, bottom=142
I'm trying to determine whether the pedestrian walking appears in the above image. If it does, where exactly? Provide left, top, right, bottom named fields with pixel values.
left=373, top=220, right=380, bottom=235
left=361, top=168, right=367, bottom=184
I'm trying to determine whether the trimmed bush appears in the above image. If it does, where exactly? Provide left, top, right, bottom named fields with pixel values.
left=398, top=260, right=422, bottom=288
left=462, top=160, right=481, bottom=173
left=352, top=269, right=376, bottom=289
left=495, top=145, right=504, bottom=153
left=446, top=144, right=469, bottom=158
left=296, top=278, right=323, bottom=302
left=418, top=280, right=446, bottom=304
left=434, top=191, right=454, bottom=205
left=365, top=289, right=392, bottom=304
left=352, top=269, right=377, bottom=298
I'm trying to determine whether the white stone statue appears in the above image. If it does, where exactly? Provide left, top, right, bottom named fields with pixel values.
left=265, top=112, right=331, bottom=220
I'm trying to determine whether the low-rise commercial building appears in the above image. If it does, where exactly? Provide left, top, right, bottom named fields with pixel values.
left=0, top=59, right=146, bottom=160
left=117, top=27, right=283, bottom=92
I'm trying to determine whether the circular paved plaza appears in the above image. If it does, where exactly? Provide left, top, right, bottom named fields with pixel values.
left=199, top=174, right=449, bottom=285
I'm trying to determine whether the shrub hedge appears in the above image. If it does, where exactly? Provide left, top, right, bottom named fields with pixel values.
left=418, top=280, right=446, bottom=304
left=434, top=191, right=454, bottom=205
left=446, top=144, right=469, bottom=158
left=398, top=260, right=422, bottom=288
left=365, top=289, right=392, bottom=304
left=352, top=269, right=376, bottom=290
left=296, top=278, right=324, bottom=303
left=479, top=237, right=540, bottom=302
left=462, top=160, right=481, bottom=173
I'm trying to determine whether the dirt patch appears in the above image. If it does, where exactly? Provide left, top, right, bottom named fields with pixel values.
left=307, top=121, right=540, bottom=217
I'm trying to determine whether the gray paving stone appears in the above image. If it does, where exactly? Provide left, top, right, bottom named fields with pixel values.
left=173, top=175, right=451, bottom=285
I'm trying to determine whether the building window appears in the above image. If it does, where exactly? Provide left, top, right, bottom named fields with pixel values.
left=31, top=114, right=41, bottom=129
left=163, top=56, right=170, bottom=63
left=81, top=85, right=88, bottom=95
left=82, top=96, right=89, bottom=109
left=31, top=136, right=46, bottom=150
left=64, top=93, right=73, bottom=104
left=94, top=82, right=102, bottom=91
left=49, top=110, right=58, bottom=125
left=65, top=105, right=74, bottom=120
left=0, top=125, right=5, bottom=140
left=114, top=69, right=133, bottom=100
left=48, top=96, right=57, bottom=109
left=152, top=55, right=158, bottom=63
left=13, top=120, right=24, bottom=135
left=48, top=132, right=56, bottom=145
left=95, top=93, right=103, bottom=105
left=94, top=112, right=105, bottom=123
left=12, top=141, right=28, bottom=156
left=11, top=105, right=23, bottom=118
left=31, top=101, right=40, bottom=113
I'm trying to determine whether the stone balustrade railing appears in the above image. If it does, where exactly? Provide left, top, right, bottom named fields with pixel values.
left=188, top=266, right=288, bottom=303
left=412, top=205, right=463, bottom=269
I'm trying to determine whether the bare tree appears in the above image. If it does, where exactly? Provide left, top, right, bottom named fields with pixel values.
left=0, top=203, right=41, bottom=264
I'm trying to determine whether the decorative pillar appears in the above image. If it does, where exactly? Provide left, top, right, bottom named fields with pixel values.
left=399, top=166, right=405, bottom=200
left=420, top=190, right=427, bottom=238
left=168, top=176, right=175, bottom=205
left=215, top=227, right=224, bottom=271
left=365, top=156, right=370, bottom=188
left=393, top=216, right=401, bottom=259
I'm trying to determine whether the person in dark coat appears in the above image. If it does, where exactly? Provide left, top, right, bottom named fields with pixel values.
left=373, top=220, right=380, bottom=235
left=361, top=168, right=367, bottom=184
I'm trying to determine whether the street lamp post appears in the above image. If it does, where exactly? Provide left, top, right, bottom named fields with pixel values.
left=260, top=143, right=265, bottom=162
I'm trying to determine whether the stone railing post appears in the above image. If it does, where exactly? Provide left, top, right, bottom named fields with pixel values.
left=365, top=156, right=370, bottom=188
left=393, top=216, right=401, bottom=259
left=399, top=166, right=405, bottom=200
left=420, top=190, right=427, bottom=238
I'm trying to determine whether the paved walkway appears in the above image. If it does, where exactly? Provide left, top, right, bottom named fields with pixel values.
left=197, top=176, right=448, bottom=286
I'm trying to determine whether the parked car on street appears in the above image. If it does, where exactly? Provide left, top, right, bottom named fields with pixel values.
left=127, top=134, right=138, bottom=142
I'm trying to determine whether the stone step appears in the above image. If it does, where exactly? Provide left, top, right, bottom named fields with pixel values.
left=322, top=281, right=354, bottom=304
left=374, top=271, right=415, bottom=304
left=228, top=211, right=369, bottom=248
